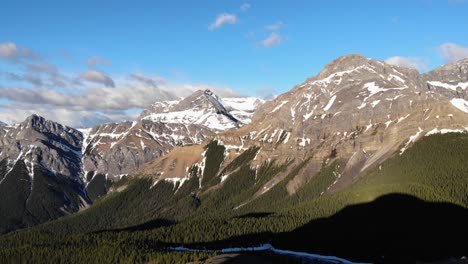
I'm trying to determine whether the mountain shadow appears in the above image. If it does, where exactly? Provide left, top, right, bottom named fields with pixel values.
left=172, top=194, right=468, bottom=264
left=275, top=193, right=468, bottom=263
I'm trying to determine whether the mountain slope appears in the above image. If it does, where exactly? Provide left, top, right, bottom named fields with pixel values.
left=1, top=132, right=466, bottom=263
left=0, top=91, right=264, bottom=234
left=0, top=55, right=467, bottom=262
left=138, top=55, right=468, bottom=198
left=82, top=90, right=264, bottom=179
left=0, top=115, right=89, bottom=234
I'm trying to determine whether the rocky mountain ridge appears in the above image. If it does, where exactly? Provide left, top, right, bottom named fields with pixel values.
left=0, top=92, right=264, bottom=233
left=0, top=115, right=89, bottom=233
left=1, top=54, right=467, bottom=234
left=137, top=54, right=468, bottom=200
left=83, top=90, right=264, bottom=179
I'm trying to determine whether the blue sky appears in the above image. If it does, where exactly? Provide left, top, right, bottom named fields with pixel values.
left=1, top=0, right=467, bottom=127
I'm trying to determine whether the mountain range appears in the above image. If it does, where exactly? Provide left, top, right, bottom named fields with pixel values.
left=0, top=90, right=264, bottom=232
left=0, top=54, right=467, bottom=263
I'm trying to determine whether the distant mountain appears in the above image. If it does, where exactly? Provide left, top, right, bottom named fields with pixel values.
left=0, top=91, right=264, bottom=233
left=82, top=89, right=265, bottom=180
left=0, top=115, right=89, bottom=234
left=0, top=121, right=6, bottom=127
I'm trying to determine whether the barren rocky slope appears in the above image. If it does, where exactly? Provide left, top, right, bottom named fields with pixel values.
left=137, top=55, right=468, bottom=200
left=82, top=90, right=264, bottom=180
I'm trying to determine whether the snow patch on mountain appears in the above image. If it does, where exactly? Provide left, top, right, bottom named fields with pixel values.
left=428, top=81, right=468, bottom=91
left=400, top=127, right=423, bottom=155
left=426, top=127, right=468, bottom=136
left=271, top=100, right=288, bottom=113
left=323, top=95, right=337, bottom=111
left=450, top=98, right=468, bottom=113
left=141, top=90, right=263, bottom=131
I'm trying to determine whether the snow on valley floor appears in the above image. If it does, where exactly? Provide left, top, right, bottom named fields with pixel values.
left=167, top=244, right=368, bottom=264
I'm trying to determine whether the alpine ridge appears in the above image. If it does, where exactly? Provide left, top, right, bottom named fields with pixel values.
left=138, top=54, right=468, bottom=197
left=82, top=90, right=264, bottom=180
left=0, top=91, right=263, bottom=233
left=0, top=114, right=89, bottom=234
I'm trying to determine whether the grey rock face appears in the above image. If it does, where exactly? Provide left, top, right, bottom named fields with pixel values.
left=238, top=55, right=468, bottom=194
left=140, top=55, right=468, bottom=199
left=82, top=119, right=214, bottom=179
left=83, top=89, right=264, bottom=180
left=0, top=114, right=89, bottom=233
left=0, top=114, right=84, bottom=180
left=423, top=58, right=468, bottom=99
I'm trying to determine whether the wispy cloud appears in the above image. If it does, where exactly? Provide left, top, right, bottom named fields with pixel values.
left=240, top=3, right=251, bottom=11
left=80, top=70, right=115, bottom=87
left=86, top=56, right=112, bottom=68
left=0, top=42, right=41, bottom=62
left=265, top=21, right=284, bottom=31
left=60, top=50, right=74, bottom=61
left=0, top=82, right=239, bottom=127
left=438, top=42, right=468, bottom=62
left=209, top=13, right=237, bottom=30
left=0, top=43, right=242, bottom=127
left=384, top=56, right=428, bottom=71
left=130, top=73, right=166, bottom=87
left=256, top=86, right=277, bottom=99
left=260, top=33, right=283, bottom=48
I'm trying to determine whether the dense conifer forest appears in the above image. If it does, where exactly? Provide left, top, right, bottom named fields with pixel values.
left=0, top=133, right=467, bottom=263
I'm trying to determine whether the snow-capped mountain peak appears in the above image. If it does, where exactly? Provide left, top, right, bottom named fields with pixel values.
left=140, top=89, right=264, bottom=131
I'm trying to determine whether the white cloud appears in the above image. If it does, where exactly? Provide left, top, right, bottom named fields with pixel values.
left=0, top=42, right=18, bottom=59
left=208, top=13, right=237, bottom=30
left=384, top=56, right=428, bottom=71
left=86, top=56, right=112, bottom=68
left=0, top=105, right=123, bottom=128
left=240, top=3, right=251, bottom=11
left=438, top=43, right=468, bottom=62
left=265, top=21, right=284, bottom=31
left=260, top=33, right=283, bottom=48
left=0, top=81, right=241, bottom=127
left=0, top=42, right=40, bottom=62
left=80, top=70, right=115, bottom=87
left=0, top=43, right=243, bottom=128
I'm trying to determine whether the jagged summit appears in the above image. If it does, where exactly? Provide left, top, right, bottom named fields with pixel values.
left=140, top=89, right=260, bottom=130
left=81, top=89, right=265, bottom=179
left=0, top=114, right=89, bottom=233
left=317, top=54, right=370, bottom=79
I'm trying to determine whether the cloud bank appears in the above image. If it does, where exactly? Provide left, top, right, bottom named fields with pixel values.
left=0, top=42, right=241, bottom=128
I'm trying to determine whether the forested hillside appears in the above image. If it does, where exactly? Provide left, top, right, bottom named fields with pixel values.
left=0, top=133, right=467, bottom=263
